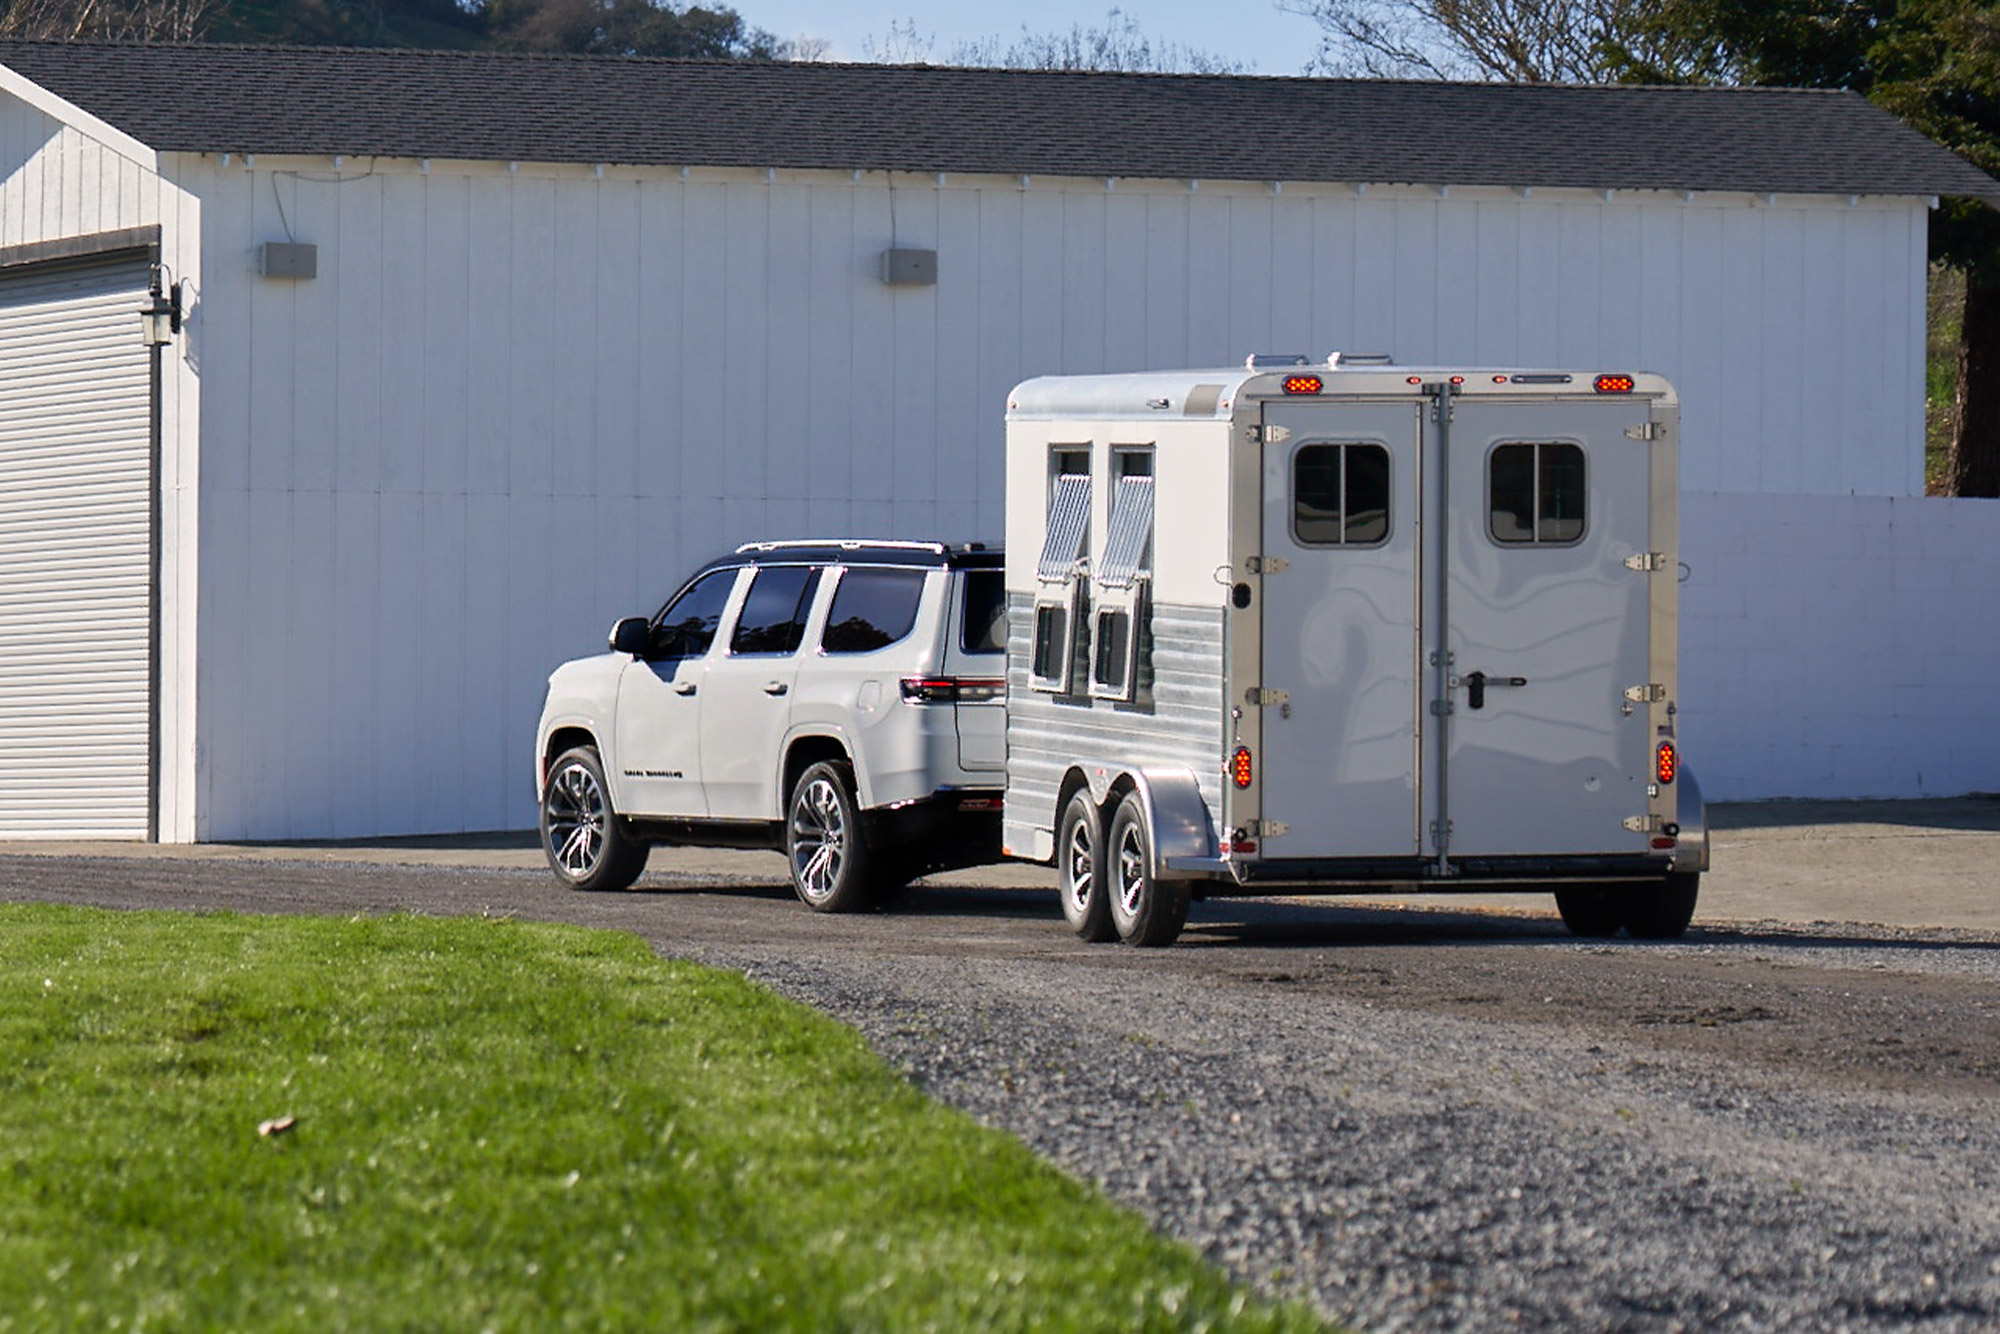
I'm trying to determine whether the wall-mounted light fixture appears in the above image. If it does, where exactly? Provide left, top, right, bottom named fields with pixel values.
left=140, top=282, right=182, bottom=346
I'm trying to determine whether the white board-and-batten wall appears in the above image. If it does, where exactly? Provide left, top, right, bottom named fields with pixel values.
left=0, top=88, right=1960, bottom=837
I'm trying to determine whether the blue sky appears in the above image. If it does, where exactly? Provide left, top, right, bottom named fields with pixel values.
left=747, top=2, right=1331, bottom=77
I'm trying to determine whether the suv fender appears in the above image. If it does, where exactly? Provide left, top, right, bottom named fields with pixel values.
left=779, top=730, right=860, bottom=808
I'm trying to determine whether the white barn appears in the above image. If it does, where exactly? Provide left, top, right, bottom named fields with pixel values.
left=1, top=41, right=1995, bottom=841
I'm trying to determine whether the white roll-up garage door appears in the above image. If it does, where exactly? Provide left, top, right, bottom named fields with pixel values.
left=0, top=254, right=154, bottom=838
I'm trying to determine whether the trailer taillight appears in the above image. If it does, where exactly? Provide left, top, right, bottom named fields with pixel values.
left=1594, top=373, right=1636, bottom=394
left=1230, top=746, right=1254, bottom=789
left=1656, top=741, right=1678, bottom=785
left=1283, top=374, right=1323, bottom=395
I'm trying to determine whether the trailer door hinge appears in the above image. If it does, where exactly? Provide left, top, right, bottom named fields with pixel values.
left=1625, top=421, right=1662, bottom=441
left=1623, top=683, right=1667, bottom=703
left=1623, top=551, right=1668, bottom=572
left=1251, top=820, right=1289, bottom=838
left=1253, top=423, right=1292, bottom=445
left=1246, top=687, right=1290, bottom=706
left=1245, top=555, right=1289, bottom=575
left=1623, top=813, right=1664, bottom=833
left=1430, top=698, right=1454, bottom=716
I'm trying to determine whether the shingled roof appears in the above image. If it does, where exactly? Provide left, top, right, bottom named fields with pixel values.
left=4, top=40, right=1996, bottom=205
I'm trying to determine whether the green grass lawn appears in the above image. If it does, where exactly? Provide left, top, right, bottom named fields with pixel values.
left=0, top=904, right=1332, bottom=1332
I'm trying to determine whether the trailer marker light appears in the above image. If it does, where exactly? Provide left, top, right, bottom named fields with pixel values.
left=1449, top=375, right=1465, bottom=385
left=1492, top=375, right=1508, bottom=384
left=1283, top=374, right=1323, bottom=395
left=1406, top=375, right=1423, bottom=385
left=1656, top=740, right=1677, bottom=785
left=1224, top=837, right=1260, bottom=855
left=1230, top=746, right=1254, bottom=789
left=1594, top=373, right=1636, bottom=394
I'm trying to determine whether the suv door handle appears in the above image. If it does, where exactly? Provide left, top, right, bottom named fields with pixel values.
left=764, top=681, right=789, bottom=696
left=673, top=681, right=697, bottom=696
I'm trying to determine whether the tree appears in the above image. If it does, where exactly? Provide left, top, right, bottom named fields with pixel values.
left=0, top=0, right=217, bottom=40
left=477, top=0, right=780, bottom=58
left=867, top=8, right=1245, bottom=75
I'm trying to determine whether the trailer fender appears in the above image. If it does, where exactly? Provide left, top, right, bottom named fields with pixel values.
left=1673, top=766, right=1710, bottom=873
left=1118, top=767, right=1217, bottom=880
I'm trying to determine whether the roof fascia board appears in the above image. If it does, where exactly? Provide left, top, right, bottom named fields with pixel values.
left=185, top=151, right=1939, bottom=211
left=0, top=61, right=159, bottom=171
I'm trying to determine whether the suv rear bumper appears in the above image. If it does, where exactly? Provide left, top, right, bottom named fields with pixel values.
left=865, top=789, right=1004, bottom=873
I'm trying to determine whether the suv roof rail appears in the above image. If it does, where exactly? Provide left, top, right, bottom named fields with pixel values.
left=734, top=539, right=949, bottom=555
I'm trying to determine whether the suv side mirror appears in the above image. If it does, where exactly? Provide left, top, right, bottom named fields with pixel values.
left=609, top=617, right=651, bottom=657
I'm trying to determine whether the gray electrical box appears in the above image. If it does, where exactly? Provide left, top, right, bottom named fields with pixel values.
left=880, top=247, right=937, bottom=286
left=259, top=242, right=318, bottom=279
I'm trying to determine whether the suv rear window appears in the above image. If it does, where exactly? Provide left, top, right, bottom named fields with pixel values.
left=821, top=567, right=926, bottom=654
left=959, top=570, right=1006, bottom=655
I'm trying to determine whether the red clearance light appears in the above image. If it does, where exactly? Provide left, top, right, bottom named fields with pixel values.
left=1492, top=375, right=1508, bottom=384
left=1223, top=837, right=1260, bottom=855
left=1406, top=375, right=1423, bottom=385
left=1651, top=835, right=1678, bottom=850
left=1282, top=374, right=1324, bottom=395
left=1449, top=375, right=1465, bottom=385
left=1595, top=373, right=1637, bottom=394
left=1230, top=746, right=1254, bottom=789
left=1656, top=741, right=1678, bottom=786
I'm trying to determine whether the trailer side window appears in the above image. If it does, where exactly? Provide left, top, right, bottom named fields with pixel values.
left=1293, top=443, right=1390, bottom=546
left=1032, top=455, right=1092, bottom=693
left=1490, top=442, right=1585, bottom=544
left=1091, top=471, right=1154, bottom=701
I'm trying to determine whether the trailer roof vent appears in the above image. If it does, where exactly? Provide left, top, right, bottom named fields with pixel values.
left=1327, top=351, right=1393, bottom=367
left=1246, top=353, right=1312, bottom=369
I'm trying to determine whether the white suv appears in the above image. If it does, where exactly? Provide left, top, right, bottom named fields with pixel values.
left=534, top=540, right=1006, bottom=909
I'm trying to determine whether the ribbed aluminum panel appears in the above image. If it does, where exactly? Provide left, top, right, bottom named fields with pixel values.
left=1098, top=475, right=1154, bottom=589
left=0, top=257, right=154, bottom=837
left=1004, top=591, right=1225, bottom=840
left=1036, top=474, right=1091, bottom=582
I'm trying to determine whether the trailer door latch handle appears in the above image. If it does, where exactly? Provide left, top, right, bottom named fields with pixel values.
left=1458, top=670, right=1527, bottom=710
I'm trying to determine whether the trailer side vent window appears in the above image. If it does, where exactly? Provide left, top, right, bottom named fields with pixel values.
left=1490, top=442, right=1586, bottom=544
left=1091, top=474, right=1154, bottom=701
left=1293, top=443, right=1390, bottom=546
left=1031, top=469, right=1092, bottom=693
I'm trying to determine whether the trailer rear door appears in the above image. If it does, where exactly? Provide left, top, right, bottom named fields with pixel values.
left=1258, top=402, right=1425, bottom=858
left=1439, top=397, right=1655, bottom=857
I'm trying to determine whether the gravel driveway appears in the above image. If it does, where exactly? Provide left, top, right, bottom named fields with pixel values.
left=5, top=798, right=1999, bottom=1332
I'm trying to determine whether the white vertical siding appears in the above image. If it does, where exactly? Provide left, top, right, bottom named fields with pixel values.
left=173, top=155, right=1931, bottom=838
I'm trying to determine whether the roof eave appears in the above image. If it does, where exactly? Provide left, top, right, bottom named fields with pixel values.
left=0, top=61, right=159, bottom=171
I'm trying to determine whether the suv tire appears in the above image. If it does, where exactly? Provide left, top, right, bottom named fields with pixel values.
left=1058, top=789, right=1115, bottom=942
left=541, top=746, right=650, bottom=892
left=787, top=759, right=877, bottom=913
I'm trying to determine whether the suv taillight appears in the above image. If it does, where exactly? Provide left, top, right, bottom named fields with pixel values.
left=900, top=676, right=1004, bottom=704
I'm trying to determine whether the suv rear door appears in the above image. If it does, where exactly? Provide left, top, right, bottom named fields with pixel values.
left=698, top=563, right=823, bottom=819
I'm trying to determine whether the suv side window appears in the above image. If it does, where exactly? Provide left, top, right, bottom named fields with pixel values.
left=821, top=567, right=926, bottom=654
left=651, top=568, right=736, bottom=659
left=730, top=565, right=821, bottom=655
left=959, top=570, right=1006, bottom=655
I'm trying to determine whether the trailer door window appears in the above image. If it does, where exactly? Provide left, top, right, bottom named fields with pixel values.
left=1293, top=443, right=1390, bottom=546
left=1090, top=471, right=1154, bottom=701
left=1490, top=442, right=1585, bottom=544
left=1032, top=456, right=1092, bottom=693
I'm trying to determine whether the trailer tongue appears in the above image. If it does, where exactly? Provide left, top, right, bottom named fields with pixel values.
left=1003, top=356, right=1707, bottom=948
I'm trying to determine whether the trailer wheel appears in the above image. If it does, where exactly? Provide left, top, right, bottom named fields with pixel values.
left=1624, top=872, right=1700, bottom=940
left=787, top=760, right=876, bottom=913
left=541, top=746, right=649, bottom=892
left=1107, top=792, right=1190, bottom=947
left=1058, top=789, right=1115, bottom=942
left=1554, top=887, right=1624, bottom=938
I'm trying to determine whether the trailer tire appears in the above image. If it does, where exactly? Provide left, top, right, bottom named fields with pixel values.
left=541, top=746, right=650, bottom=892
left=1106, top=791, right=1190, bottom=947
left=1624, top=872, right=1700, bottom=940
left=1058, top=789, right=1115, bottom=942
left=786, top=760, right=877, bottom=913
left=1554, top=887, right=1624, bottom=938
